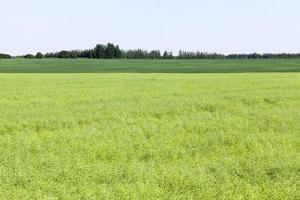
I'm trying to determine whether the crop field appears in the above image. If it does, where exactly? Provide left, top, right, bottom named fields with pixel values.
left=1, top=58, right=300, bottom=73
left=0, top=60, right=299, bottom=199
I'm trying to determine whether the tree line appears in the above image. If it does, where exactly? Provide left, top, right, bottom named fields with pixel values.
left=1, top=43, right=300, bottom=59
left=0, top=54, right=12, bottom=59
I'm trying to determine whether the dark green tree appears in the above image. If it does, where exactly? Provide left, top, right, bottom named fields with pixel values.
left=105, top=43, right=115, bottom=59
left=80, top=49, right=94, bottom=58
left=94, top=44, right=106, bottom=59
left=114, top=45, right=122, bottom=59
left=24, top=54, right=35, bottom=59
left=163, top=51, right=173, bottom=59
left=0, top=53, right=11, bottom=59
left=36, top=52, right=44, bottom=59
left=58, top=51, right=70, bottom=58
left=149, top=50, right=161, bottom=59
left=70, top=50, right=80, bottom=58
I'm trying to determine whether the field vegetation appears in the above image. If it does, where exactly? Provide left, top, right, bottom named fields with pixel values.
left=0, top=59, right=299, bottom=199
left=0, top=58, right=300, bottom=73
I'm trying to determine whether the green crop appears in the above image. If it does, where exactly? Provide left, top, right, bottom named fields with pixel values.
left=0, top=73, right=299, bottom=199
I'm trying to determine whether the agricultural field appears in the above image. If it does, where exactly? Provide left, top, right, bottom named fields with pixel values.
left=0, top=58, right=300, bottom=73
left=0, top=59, right=299, bottom=199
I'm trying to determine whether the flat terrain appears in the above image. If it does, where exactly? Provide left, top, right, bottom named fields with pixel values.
left=0, top=58, right=300, bottom=73
left=0, top=73, right=299, bottom=199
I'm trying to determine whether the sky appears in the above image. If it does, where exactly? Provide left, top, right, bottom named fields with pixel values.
left=1, top=0, right=300, bottom=55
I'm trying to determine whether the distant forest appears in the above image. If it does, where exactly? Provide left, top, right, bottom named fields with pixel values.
left=1, top=43, right=300, bottom=59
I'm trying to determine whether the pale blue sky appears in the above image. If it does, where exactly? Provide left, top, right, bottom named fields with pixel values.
left=1, top=0, right=300, bottom=55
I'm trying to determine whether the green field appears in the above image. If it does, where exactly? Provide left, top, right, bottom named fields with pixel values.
left=0, top=58, right=300, bottom=73
left=0, top=60, right=300, bottom=199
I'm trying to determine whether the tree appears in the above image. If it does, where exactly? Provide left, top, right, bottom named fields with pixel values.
left=0, top=53, right=11, bottom=59
left=114, top=45, right=122, bottom=59
left=12, top=43, right=300, bottom=60
left=163, top=51, right=168, bottom=59
left=125, top=49, right=149, bottom=59
left=80, top=49, right=94, bottom=58
left=36, top=52, right=44, bottom=59
left=24, top=54, right=35, bottom=59
left=149, top=50, right=161, bottom=59
left=163, top=51, right=173, bottom=59
left=105, top=43, right=115, bottom=59
left=70, top=50, right=80, bottom=58
left=94, top=44, right=106, bottom=59
left=58, top=51, right=70, bottom=58
left=45, top=53, right=55, bottom=58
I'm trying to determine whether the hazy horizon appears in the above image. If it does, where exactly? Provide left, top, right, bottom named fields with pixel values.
left=1, top=0, right=300, bottom=56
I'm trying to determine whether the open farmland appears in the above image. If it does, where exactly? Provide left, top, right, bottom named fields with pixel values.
left=0, top=65, right=299, bottom=199
left=0, top=58, right=300, bottom=73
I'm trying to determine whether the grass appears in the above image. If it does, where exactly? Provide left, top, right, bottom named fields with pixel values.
left=0, top=58, right=300, bottom=73
left=0, top=73, right=299, bottom=199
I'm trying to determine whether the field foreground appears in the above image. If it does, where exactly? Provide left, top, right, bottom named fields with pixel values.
left=0, top=73, right=299, bottom=199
